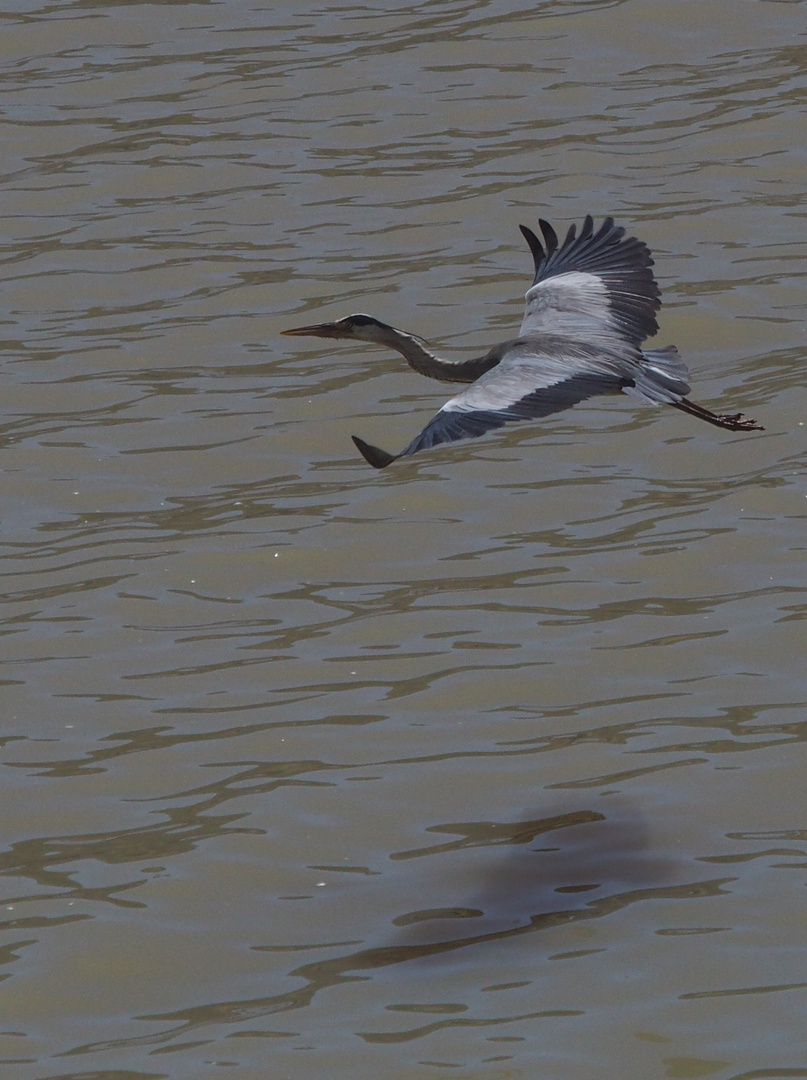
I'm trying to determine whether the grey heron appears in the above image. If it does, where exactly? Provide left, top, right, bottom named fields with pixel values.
left=283, top=215, right=763, bottom=468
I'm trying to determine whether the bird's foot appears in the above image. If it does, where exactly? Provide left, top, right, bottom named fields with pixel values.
left=714, top=412, right=765, bottom=432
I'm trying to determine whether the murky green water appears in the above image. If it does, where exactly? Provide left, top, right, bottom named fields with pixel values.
left=2, top=2, right=806, bottom=1078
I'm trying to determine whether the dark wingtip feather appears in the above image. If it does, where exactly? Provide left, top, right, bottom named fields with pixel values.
left=519, top=224, right=545, bottom=272
left=352, top=435, right=397, bottom=469
left=538, top=219, right=559, bottom=253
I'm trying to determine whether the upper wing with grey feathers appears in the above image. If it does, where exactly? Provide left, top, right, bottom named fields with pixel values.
left=518, top=216, right=661, bottom=348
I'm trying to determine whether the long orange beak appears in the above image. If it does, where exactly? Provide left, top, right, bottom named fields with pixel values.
left=281, top=322, right=344, bottom=338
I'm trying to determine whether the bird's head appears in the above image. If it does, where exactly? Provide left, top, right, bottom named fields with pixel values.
left=282, top=313, right=388, bottom=341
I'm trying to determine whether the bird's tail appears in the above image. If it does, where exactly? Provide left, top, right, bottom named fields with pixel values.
left=626, top=345, right=691, bottom=404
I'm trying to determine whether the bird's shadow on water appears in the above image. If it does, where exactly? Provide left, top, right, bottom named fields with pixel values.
left=386, top=800, right=664, bottom=948
left=375, top=795, right=714, bottom=964
left=90, top=797, right=736, bottom=1057
left=276, top=797, right=734, bottom=1004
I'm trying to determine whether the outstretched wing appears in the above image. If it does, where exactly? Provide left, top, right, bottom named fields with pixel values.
left=352, top=340, right=628, bottom=468
left=518, top=216, right=661, bottom=348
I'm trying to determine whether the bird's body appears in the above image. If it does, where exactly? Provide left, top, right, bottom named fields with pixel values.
left=283, top=216, right=762, bottom=467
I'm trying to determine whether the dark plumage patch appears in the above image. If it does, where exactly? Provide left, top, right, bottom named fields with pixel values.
left=344, top=314, right=383, bottom=328
left=351, top=436, right=397, bottom=468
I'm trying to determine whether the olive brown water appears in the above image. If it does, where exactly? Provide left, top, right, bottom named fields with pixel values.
left=2, top=3, right=806, bottom=1078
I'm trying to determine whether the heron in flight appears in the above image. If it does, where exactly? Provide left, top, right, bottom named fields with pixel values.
left=283, top=216, right=762, bottom=468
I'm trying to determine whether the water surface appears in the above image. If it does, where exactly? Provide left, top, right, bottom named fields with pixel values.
left=2, top=1, right=806, bottom=1078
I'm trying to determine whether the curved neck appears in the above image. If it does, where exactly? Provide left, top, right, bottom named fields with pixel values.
left=369, top=323, right=498, bottom=384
